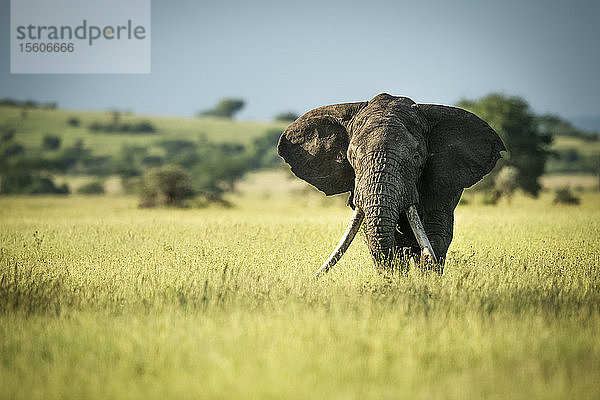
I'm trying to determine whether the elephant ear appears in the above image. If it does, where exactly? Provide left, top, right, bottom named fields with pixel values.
left=277, top=102, right=367, bottom=195
left=418, top=104, right=506, bottom=196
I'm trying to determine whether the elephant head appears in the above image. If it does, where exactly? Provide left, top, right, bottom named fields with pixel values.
left=278, top=93, right=505, bottom=275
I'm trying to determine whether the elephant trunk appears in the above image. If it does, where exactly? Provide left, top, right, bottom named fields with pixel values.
left=360, top=191, right=399, bottom=265
left=354, top=151, right=419, bottom=266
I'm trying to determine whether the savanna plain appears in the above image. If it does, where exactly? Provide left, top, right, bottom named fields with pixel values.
left=1, top=185, right=599, bottom=399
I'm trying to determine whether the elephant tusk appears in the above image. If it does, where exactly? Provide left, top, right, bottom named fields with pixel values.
left=313, top=208, right=364, bottom=278
left=405, top=205, right=438, bottom=264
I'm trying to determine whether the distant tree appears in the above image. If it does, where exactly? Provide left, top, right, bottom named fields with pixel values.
left=88, top=122, right=103, bottom=132
left=157, top=139, right=199, bottom=168
left=77, top=181, right=105, bottom=195
left=142, top=155, right=163, bottom=167
left=25, top=176, right=68, bottom=194
left=42, top=135, right=61, bottom=150
left=88, top=118, right=156, bottom=134
left=57, top=140, right=92, bottom=171
left=1, top=143, right=25, bottom=159
left=0, top=125, right=16, bottom=142
left=274, top=111, right=299, bottom=122
left=553, top=187, right=580, bottom=205
left=189, top=142, right=247, bottom=195
left=153, top=137, right=249, bottom=205
left=458, top=94, right=553, bottom=196
left=114, top=145, right=148, bottom=178
left=119, top=120, right=156, bottom=133
left=0, top=172, right=68, bottom=195
left=0, top=98, right=19, bottom=107
left=197, top=98, right=245, bottom=119
left=158, top=139, right=196, bottom=156
left=139, top=165, right=195, bottom=207
left=67, top=117, right=80, bottom=127
left=133, top=120, right=156, bottom=133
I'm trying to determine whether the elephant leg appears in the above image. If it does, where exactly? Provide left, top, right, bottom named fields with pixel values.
left=422, top=211, right=453, bottom=262
left=421, top=189, right=463, bottom=264
left=392, top=190, right=462, bottom=271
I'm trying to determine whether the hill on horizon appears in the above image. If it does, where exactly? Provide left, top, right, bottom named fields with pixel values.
left=569, top=115, right=600, bottom=134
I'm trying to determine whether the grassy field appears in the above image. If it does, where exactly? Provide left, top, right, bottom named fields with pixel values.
left=1, top=190, right=599, bottom=399
left=540, top=174, right=598, bottom=190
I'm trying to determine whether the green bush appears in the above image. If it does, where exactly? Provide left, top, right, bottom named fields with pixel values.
left=42, top=135, right=61, bottom=150
left=88, top=119, right=156, bottom=134
left=77, top=181, right=105, bottom=195
left=553, top=187, right=580, bottom=205
left=27, top=177, right=68, bottom=194
left=0, top=172, right=69, bottom=195
left=1, top=143, right=25, bottom=159
left=142, top=155, right=163, bottom=167
left=119, top=120, right=156, bottom=133
left=67, top=117, right=80, bottom=127
left=139, top=165, right=195, bottom=208
left=0, top=124, right=16, bottom=142
left=158, top=139, right=196, bottom=157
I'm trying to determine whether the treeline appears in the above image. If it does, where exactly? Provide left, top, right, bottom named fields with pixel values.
left=0, top=121, right=282, bottom=203
left=0, top=98, right=57, bottom=110
left=87, top=110, right=157, bottom=134
left=1, top=94, right=598, bottom=206
left=88, top=120, right=156, bottom=134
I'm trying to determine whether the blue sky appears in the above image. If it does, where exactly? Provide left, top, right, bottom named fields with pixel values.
left=2, top=0, right=599, bottom=123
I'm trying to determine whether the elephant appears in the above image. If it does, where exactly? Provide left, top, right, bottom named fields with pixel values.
left=277, top=93, right=505, bottom=275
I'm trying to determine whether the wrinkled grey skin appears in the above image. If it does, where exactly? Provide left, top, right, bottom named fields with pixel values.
left=278, top=93, right=505, bottom=267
